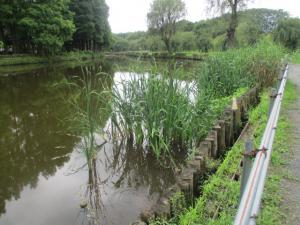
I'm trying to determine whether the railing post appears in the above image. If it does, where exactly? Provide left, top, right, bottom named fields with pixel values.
left=268, top=88, right=277, bottom=118
left=240, top=139, right=253, bottom=199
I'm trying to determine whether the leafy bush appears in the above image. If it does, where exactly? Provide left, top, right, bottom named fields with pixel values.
left=274, top=18, right=300, bottom=50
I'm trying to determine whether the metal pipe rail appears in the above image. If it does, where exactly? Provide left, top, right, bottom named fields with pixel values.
left=234, top=65, right=289, bottom=225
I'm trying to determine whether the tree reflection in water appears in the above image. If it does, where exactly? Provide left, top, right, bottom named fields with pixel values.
left=0, top=59, right=192, bottom=225
left=72, top=64, right=187, bottom=224
left=78, top=139, right=186, bottom=225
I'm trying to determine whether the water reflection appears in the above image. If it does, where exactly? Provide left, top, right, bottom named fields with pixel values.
left=0, top=59, right=190, bottom=225
left=0, top=72, right=77, bottom=216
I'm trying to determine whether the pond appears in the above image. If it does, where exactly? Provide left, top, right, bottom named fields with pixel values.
left=0, top=57, right=200, bottom=225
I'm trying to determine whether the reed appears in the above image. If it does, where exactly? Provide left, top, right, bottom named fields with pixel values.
left=197, top=39, right=284, bottom=99
left=111, top=68, right=194, bottom=159
left=57, top=66, right=112, bottom=171
left=110, top=40, right=284, bottom=159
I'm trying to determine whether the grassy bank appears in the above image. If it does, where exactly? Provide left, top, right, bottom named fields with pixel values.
left=150, top=81, right=297, bottom=225
left=290, top=51, right=300, bottom=64
left=0, top=51, right=104, bottom=67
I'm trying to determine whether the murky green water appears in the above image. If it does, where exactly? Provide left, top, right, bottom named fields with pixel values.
left=0, top=57, right=199, bottom=225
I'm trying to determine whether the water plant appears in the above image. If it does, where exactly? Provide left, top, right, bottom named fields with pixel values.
left=56, top=66, right=113, bottom=172
left=110, top=39, right=285, bottom=161
left=111, top=68, right=194, bottom=159
left=110, top=66, right=232, bottom=160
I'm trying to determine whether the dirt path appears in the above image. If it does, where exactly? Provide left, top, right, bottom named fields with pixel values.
left=281, top=64, right=300, bottom=225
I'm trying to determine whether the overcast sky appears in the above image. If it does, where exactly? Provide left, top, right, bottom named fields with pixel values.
left=106, top=0, right=300, bottom=33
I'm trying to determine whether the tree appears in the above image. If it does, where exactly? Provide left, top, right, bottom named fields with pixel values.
left=147, top=0, right=186, bottom=52
left=0, top=0, right=75, bottom=55
left=0, top=0, right=29, bottom=53
left=274, top=18, right=300, bottom=50
left=236, top=22, right=261, bottom=46
left=207, top=0, right=250, bottom=49
left=69, top=0, right=111, bottom=51
left=18, top=0, right=75, bottom=55
left=196, top=35, right=213, bottom=52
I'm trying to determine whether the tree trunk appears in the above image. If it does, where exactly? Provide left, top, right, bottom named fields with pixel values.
left=164, top=38, right=171, bottom=53
left=225, top=0, right=238, bottom=49
left=0, top=23, right=4, bottom=43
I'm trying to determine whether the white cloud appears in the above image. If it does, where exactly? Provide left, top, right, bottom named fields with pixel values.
left=106, top=0, right=300, bottom=33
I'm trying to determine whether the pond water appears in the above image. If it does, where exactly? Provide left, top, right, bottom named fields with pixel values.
left=0, top=57, right=199, bottom=225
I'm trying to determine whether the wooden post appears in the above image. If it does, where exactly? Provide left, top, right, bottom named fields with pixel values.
left=224, top=109, right=234, bottom=147
left=199, top=141, right=211, bottom=158
left=206, top=130, right=218, bottom=158
left=232, top=97, right=241, bottom=140
left=218, top=120, right=226, bottom=155
left=213, top=125, right=221, bottom=157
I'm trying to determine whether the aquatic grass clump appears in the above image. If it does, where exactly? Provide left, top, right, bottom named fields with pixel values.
left=56, top=67, right=113, bottom=171
left=110, top=40, right=285, bottom=160
left=111, top=70, right=194, bottom=159
left=110, top=40, right=284, bottom=159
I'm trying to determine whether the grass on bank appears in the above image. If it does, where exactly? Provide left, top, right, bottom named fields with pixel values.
left=290, top=51, right=300, bottom=64
left=150, top=81, right=297, bottom=225
left=0, top=51, right=104, bottom=66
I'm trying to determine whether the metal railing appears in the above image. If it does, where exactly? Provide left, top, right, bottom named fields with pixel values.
left=234, top=65, right=289, bottom=225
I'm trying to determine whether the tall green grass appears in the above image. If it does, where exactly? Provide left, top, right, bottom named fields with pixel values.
left=110, top=71, right=237, bottom=160
left=198, top=39, right=284, bottom=98
left=111, top=69, right=194, bottom=159
left=110, top=40, right=284, bottom=160
left=56, top=67, right=112, bottom=171
left=150, top=80, right=296, bottom=225
left=290, top=51, right=300, bottom=64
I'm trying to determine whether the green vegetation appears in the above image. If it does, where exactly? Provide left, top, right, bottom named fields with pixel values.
left=69, top=0, right=111, bottom=51
left=0, top=51, right=104, bottom=67
left=55, top=66, right=113, bottom=172
left=18, top=0, right=75, bottom=55
left=198, top=40, right=284, bottom=98
left=150, top=81, right=297, bottom=225
left=110, top=40, right=284, bottom=159
left=274, top=18, right=300, bottom=50
left=258, top=81, right=297, bottom=225
left=206, top=0, right=252, bottom=49
left=112, top=9, right=288, bottom=52
left=0, top=0, right=111, bottom=55
left=290, top=51, right=300, bottom=64
left=147, top=0, right=186, bottom=52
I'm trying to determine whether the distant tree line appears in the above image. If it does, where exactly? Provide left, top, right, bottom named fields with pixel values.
left=112, top=8, right=293, bottom=52
left=0, top=0, right=111, bottom=55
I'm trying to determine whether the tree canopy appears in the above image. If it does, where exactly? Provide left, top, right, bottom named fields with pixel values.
left=147, top=0, right=186, bottom=52
left=113, top=8, right=288, bottom=52
left=19, top=0, right=75, bottom=55
left=274, top=18, right=300, bottom=50
left=69, top=0, right=111, bottom=51
left=0, top=0, right=111, bottom=55
left=207, top=0, right=251, bottom=49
